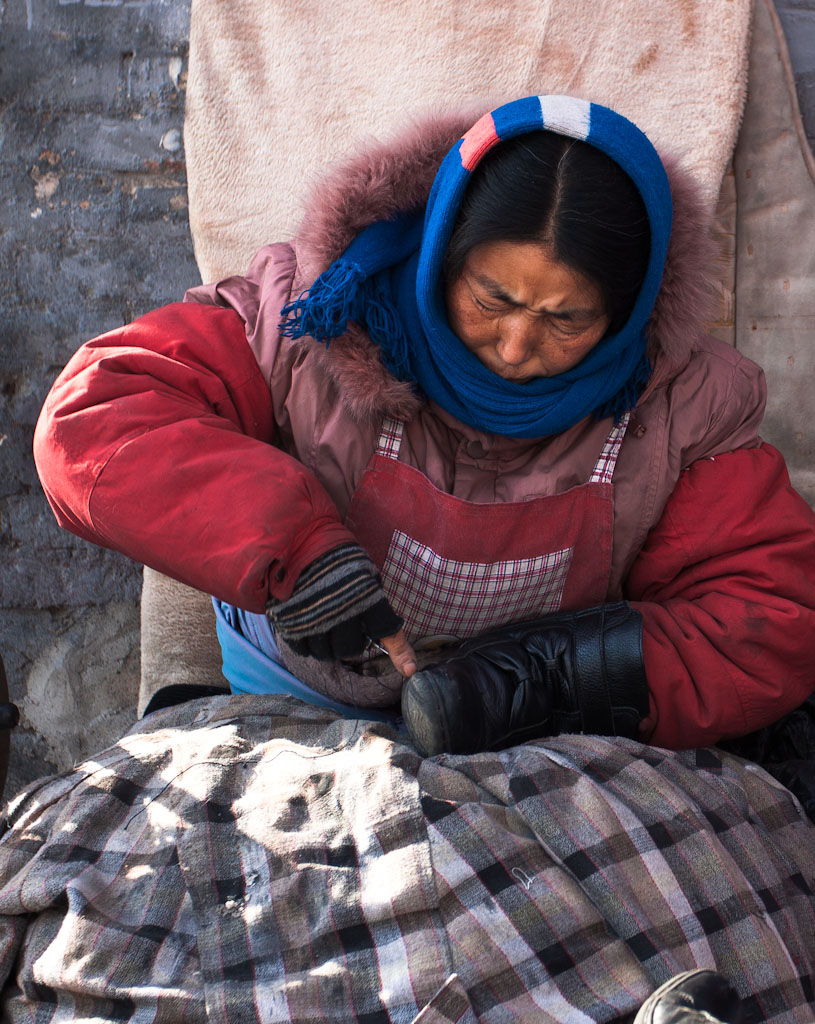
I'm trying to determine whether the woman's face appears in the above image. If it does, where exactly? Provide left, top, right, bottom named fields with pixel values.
left=445, top=240, right=611, bottom=383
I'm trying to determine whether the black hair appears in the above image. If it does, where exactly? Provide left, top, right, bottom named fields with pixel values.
left=444, top=132, right=652, bottom=333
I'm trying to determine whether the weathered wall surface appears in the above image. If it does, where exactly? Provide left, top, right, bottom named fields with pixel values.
left=0, top=0, right=199, bottom=796
left=0, top=0, right=813, bottom=801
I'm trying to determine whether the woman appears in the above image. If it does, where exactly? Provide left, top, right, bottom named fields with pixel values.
left=33, top=95, right=815, bottom=755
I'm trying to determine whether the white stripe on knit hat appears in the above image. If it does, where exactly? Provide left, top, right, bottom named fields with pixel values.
left=537, top=95, right=591, bottom=141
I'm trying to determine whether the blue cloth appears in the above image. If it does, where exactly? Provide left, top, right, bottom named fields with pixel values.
left=213, top=598, right=400, bottom=724
left=280, top=94, right=673, bottom=439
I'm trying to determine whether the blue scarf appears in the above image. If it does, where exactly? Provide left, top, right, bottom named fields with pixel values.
left=280, top=95, right=673, bottom=438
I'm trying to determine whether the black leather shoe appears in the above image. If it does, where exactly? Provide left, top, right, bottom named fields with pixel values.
left=634, top=969, right=744, bottom=1023
left=401, top=602, right=648, bottom=756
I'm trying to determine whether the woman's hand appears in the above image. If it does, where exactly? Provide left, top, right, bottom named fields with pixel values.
left=267, top=542, right=416, bottom=673
left=378, top=629, right=417, bottom=677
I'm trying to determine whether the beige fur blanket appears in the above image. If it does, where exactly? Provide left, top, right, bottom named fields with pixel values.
left=185, top=0, right=751, bottom=283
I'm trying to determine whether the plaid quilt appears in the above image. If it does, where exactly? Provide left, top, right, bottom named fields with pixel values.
left=0, top=694, right=813, bottom=1023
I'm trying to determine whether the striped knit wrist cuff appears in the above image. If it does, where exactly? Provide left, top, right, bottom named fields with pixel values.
left=267, top=543, right=393, bottom=641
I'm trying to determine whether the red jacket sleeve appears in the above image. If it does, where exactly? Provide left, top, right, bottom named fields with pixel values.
left=625, top=444, right=815, bottom=749
left=33, top=302, right=357, bottom=611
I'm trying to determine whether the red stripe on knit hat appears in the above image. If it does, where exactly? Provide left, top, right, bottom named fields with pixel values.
left=459, top=112, right=499, bottom=172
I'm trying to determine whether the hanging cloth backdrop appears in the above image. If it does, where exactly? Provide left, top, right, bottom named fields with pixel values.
left=184, top=0, right=751, bottom=284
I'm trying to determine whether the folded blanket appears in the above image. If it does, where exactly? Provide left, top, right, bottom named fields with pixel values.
left=1, top=698, right=813, bottom=1021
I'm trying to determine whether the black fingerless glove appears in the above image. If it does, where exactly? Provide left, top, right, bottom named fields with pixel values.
left=266, top=543, right=403, bottom=661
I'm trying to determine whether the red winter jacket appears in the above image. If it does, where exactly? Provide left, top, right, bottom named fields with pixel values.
left=34, top=116, right=815, bottom=750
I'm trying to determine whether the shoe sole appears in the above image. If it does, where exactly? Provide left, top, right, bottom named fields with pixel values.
left=401, top=671, right=451, bottom=757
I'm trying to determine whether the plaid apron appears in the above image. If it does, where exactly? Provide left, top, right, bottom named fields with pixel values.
left=345, top=415, right=629, bottom=643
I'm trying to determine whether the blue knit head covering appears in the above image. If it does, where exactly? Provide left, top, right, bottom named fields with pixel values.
left=281, top=95, right=673, bottom=438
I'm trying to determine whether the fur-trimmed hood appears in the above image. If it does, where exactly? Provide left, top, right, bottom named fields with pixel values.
left=290, top=110, right=719, bottom=425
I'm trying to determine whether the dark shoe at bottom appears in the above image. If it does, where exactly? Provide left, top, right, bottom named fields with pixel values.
left=634, top=969, right=744, bottom=1024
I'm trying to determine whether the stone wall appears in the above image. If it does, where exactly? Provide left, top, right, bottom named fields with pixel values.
left=1, top=0, right=199, bottom=795
left=1, top=0, right=814, bottom=800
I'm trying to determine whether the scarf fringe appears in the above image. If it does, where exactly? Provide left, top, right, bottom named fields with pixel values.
left=365, top=291, right=415, bottom=382
left=280, top=258, right=416, bottom=384
left=280, top=260, right=365, bottom=342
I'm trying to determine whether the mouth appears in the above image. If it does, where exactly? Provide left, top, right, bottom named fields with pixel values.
left=495, top=368, right=536, bottom=384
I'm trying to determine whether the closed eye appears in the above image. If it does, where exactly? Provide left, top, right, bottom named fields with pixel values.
left=473, top=292, right=596, bottom=335
left=466, top=276, right=604, bottom=333
left=549, top=313, right=584, bottom=332
left=472, top=293, right=505, bottom=313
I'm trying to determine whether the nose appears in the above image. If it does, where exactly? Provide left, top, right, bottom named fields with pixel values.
left=496, top=314, right=537, bottom=366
